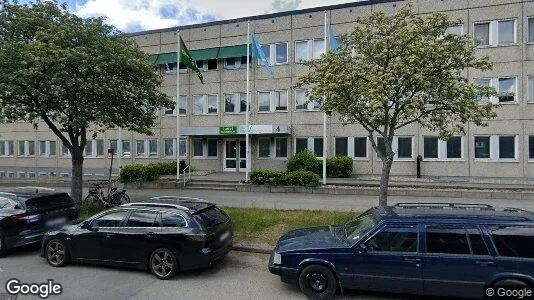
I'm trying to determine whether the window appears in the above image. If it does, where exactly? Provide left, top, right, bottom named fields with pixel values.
left=295, top=137, right=324, bottom=158
left=17, top=140, right=35, bottom=157
left=109, top=140, right=117, bottom=152
left=275, top=138, right=287, bottom=158
left=164, top=62, right=187, bottom=74
left=160, top=212, right=186, bottom=227
left=397, top=137, right=412, bottom=158
left=164, top=96, right=187, bottom=116
left=474, top=20, right=516, bottom=47
left=38, top=141, right=57, bottom=157
left=426, top=225, right=470, bottom=255
left=1, top=141, right=14, bottom=156
left=225, top=93, right=247, bottom=113
left=529, top=18, right=534, bottom=43
left=225, top=57, right=236, bottom=69
left=148, top=140, right=157, bottom=157
left=258, top=138, right=271, bottom=158
left=121, top=140, right=131, bottom=157
left=474, top=77, right=517, bottom=103
left=193, top=94, right=218, bottom=115
left=376, top=137, right=413, bottom=160
left=295, top=138, right=308, bottom=154
left=96, top=140, right=104, bottom=156
left=125, top=211, right=158, bottom=227
left=474, top=136, right=490, bottom=159
left=295, top=89, right=321, bottom=111
left=528, top=76, right=534, bottom=102
left=499, top=136, right=515, bottom=159
left=259, top=42, right=289, bottom=65
left=84, top=140, right=103, bottom=157
left=164, top=139, right=174, bottom=157
left=207, top=59, right=218, bottom=70
left=424, top=137, right=463, bottom=160
left=446, top=24, right=463, bottom=35
left=61, top=144, right=70, bottom=157
left=491, top=226, right=534, bottom=258
left=475, top=135, right=517, bottom=160
left=365, top=225, right=418, bottom=253
left=92, top=211, right=128, bottom=228
left=196, top=60, right=204, bottom=69
left=193, top=139, right=218, bottom=158
left=136, top=140, right=146, bottom=156
left=530, top=136, right=534, bottom=160
left=335, top=137, right=348, bottom=156
left=295, top=39, right=325, bottom=62
left=257, top=90, right=288, bottom=112
left=354, top=137, right=367, bottom=158
left=85, top=141, right=93, bottom=157
left=0, top=142, right=5, bottom=156
left=468, top=228, right=490, bottom=256
left=334, top=137, right=367, bottom=158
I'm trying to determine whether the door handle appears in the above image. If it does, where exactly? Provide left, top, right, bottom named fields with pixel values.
left=476, top=260, right=495, bottom=266
left=105, top=233, right=114, bottom=239
left=146, top=232, right=155, bottom=238
left=404, top=258, right=421, bottom=263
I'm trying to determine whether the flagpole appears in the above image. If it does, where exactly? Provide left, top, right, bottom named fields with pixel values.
left=245, top=21, right=251, bottom=182
left=176, top=29, right=181, bottom=182
left=118, top=128, right=122, bottom=169
left=322, top=10, right=327, bottom=185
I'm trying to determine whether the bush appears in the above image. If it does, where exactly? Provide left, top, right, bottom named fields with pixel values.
left=287, top=149, right=321, bottom=175
left=250, top=169, right=320, bottom=187
left=326, top=156, right=353, bottom=178
left=119, top=161, right=187, bottom=183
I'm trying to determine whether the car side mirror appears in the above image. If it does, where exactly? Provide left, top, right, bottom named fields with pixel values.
left=82, top=221, right=97, bottom=231
left=357, top=243, right=368, bottom=254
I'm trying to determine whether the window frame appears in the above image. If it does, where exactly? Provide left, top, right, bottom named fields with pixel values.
left=294, top=39, right=326, bottom=63
left=257, top=90, right=289, bottom=113
left=295, top=88, right=321, bottom=111
left=474, top=76, right=518, bottom=104
left=258, top=42, right=289, bottom=66
left=193, top=94, right=219, bottom=116
left=256, top=137, right=288, bottom=160
left=334, top=136, right=369, bottom=160
left=473, top=135, right=519, bottom=162
left=473, top=19, right=517, bottom=47
left=375, top=136, right=414, bottom=161
left=224, top=92, right=247, bottom=114
left=423, top=136, right=464, bottom=161
left=528, top=17, right=534, bottom=44
left=164, top=96, right=187, bottom=116
left=192, top=138, right=218, bottom=159
left=294, top=137, right=325, bottom=159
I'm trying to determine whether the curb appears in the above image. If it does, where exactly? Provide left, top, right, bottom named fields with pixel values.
left=232, top=245, right=272, bottom=254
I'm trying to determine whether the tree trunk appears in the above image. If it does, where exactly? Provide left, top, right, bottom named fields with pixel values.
left=379, top=156, right=394, bottom=207
left=70, top=148, right=84, bottom=206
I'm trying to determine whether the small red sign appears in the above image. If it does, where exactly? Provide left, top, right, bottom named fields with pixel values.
left=107, top=148, right=115, bottom=154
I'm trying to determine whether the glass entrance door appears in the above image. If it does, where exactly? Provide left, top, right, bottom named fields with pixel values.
left=224, top=139, right=247, bottom=172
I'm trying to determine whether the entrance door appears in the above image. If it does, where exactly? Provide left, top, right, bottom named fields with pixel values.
left=224, top=139, right=248, bottom=172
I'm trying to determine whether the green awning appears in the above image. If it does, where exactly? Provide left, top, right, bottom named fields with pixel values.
left=218, top=45, right=248, bottom=59
left=191, top=48, right=219, bottom=61
left=148, top=54, right=159, bottom=65
left=155, top=52, right=178, bottom=65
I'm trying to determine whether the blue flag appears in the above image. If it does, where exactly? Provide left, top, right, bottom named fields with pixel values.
left=328, top=25, right=341, bottom=52
left=251, top=34, right=273, bottom=77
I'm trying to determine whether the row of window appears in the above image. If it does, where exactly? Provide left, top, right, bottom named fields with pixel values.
left=162, top=89, right=320, bottom=116
left=161, top=76, right=534, bottom=117
left=1, top=135, right=534, bottom=161
left=365, top=224, right=533, bottom=259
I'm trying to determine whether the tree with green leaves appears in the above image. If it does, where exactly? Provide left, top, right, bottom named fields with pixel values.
left=0, top=1, right=172, bottom=204
left=296, top=4, right=497, bottom=206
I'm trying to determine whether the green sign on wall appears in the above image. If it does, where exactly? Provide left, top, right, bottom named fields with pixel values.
left=219, top=126, right=237, bottom=135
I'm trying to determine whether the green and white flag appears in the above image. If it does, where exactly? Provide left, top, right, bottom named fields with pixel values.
left=180, top=36, right=204, bottom=84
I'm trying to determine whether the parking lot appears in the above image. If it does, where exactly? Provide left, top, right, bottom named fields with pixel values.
left=0, top=246, right=434, bottom=300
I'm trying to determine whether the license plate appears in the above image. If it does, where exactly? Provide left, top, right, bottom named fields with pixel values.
left=219, top=231, right=231, bottom=242
left=45, top=217, right=67, bottom=227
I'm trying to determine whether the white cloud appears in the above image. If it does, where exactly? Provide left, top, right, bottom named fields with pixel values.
left=74, top=0, right=363, bottom=32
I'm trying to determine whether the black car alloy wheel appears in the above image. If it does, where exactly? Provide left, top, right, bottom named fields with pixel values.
left=46, top=239, right=68, bottom=267
left=298, top=265, right=337, bottom=300
left=149, top=248, right=177, bottom=280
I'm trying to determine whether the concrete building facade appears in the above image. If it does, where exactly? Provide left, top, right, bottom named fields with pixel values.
left=2, top=0, right=534, bottom=179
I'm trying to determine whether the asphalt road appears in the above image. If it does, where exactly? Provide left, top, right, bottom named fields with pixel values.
left=0, top=246, right=432, bottom=300
left=57, top=187, right=534, bottom=212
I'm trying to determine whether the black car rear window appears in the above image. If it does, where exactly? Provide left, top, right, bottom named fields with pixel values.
left=193, top=206, right=229, bottom=231
left=491, top=226, right=534, bottom=258
left=25, top=193, right=75, bottom=211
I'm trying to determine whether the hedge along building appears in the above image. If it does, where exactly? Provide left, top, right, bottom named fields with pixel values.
left=2, top=0, right=534, bottom=179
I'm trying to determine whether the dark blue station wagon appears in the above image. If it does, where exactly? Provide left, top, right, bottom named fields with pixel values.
left=268, top=203, right=534, bottom=299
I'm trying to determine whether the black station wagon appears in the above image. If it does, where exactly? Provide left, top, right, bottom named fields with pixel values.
left=41, top=197, right=232, bottom=279
left=269, top=203, right=534, bottom=299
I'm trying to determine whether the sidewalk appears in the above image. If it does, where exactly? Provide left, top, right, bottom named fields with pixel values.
left=52, top=187, right=534, bottom=212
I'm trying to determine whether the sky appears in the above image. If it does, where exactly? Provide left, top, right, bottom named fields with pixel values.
left=19, top=0, right=363, bottom=33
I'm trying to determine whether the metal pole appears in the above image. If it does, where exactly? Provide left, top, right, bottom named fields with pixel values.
left=117, top=128, right=122, bottom=169
left=245, top=22, right=251, bottom=182
left=176, top=29, right=181, bottom=182
left=322, top=10, right=328, bottom=185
